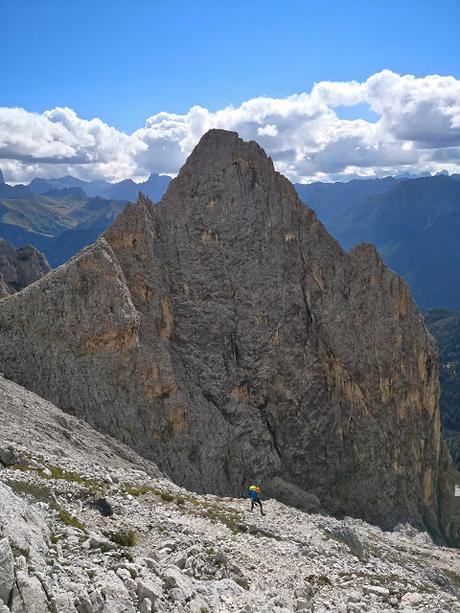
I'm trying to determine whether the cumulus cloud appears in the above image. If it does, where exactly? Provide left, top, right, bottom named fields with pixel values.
left=1, top=70, right=459, bottom=184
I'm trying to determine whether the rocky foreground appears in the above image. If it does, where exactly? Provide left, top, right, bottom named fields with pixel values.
left=1, top=375, right=459, bottom=613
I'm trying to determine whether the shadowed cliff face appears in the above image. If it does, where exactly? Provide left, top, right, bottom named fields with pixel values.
left=0, top=130, right=455, bottom=542
left=0, top=239, right=50, bottom=295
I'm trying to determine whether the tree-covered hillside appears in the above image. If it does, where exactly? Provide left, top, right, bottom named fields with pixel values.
left=424, top=309, right=460, bottom=468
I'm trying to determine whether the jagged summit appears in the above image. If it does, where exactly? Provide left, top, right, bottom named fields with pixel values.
left=185, top=128, right=268, bottom=165
left=0, top=168, right=4, bottom=184
left=0, top=130, right=455, bottom=543
left=163, top=129, right=278, bottom=205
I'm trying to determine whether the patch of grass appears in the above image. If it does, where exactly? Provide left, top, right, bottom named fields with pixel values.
left=160, top=491, right=174, bottom=502
left=204, top=506, right=246, bottom=534
left=175, top=496, right=186, bottom=506
left=11, top=462, right=32, bottom=472
left=123, top=484, right=154, bottom=496
left=44, top=465, right=102, bottom=493
left=50, top=533, right=64, bottom=545
left=443, top=569, right=460, bottom=589
left=106, top=529, right=137, bottom=547
left=6, top=453, right=101, bottom=497
left=57, top=509, right=86, bottom=532
left=6, top=479, right=58, bottom=508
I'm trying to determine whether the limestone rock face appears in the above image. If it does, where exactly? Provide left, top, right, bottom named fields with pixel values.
left=0, top=274, right=9, bottom=298
left=0, top=483, right=50, bottom=568
left=0, top=239, right=50, bottom=294
left=0, top=130, right=454, bottom=541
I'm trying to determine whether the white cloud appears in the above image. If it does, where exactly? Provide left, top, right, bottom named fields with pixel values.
left=1, top=70, right=459, bottom=184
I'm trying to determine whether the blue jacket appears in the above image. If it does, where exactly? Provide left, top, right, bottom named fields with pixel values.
left=249, top=490, right=259, bottom=501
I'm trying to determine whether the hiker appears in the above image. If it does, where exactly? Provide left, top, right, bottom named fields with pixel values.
left=248, top=485, right=265, bottom=516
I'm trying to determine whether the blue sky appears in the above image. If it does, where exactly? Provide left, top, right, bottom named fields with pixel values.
left=2, top=0, right=459, bottom=132
left=1, top=0, right=459, bottom=183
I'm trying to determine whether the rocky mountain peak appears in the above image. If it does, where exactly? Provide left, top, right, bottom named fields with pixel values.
left=0, top=130, right=455, bottom=543
left=0, top=239, right=51, bottom=294
left=0, top=168, right=4, bottom=184
left=165, top=129, right=278, bottom=208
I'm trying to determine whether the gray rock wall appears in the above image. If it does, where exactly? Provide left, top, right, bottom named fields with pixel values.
left=0, top=130, right=454, bottom=542
left=0, top=239, right=50, bottom=294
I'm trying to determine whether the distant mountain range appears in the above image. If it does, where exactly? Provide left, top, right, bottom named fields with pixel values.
left=296, top=174, right=460, bottom=311
left=1, top=169, right=460, bottom=310
left=0, top=186, right=128, bottom=266
left=294, top=176, right=400, bottom=226
left=29, top=172, right=171, bottom=202
left=0, top=172, right=172, bottom=266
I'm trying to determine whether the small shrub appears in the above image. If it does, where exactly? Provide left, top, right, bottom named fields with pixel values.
left=123, top=484, right=153, bottom=496
left=107, top=529, right=137, bottom=547
left=57, top=509, right=86, bottom=532
left=44, top=465, right=102, bottom=494
left=50, top=534, right=64, bottom=544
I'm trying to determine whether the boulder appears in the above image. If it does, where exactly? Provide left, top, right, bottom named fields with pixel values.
left=137, top=577, right=163, bottom=605
left=265, top=477, right=320, bottom=512
left=100, top=571, right=136, bottom=613
left=0, top=483, right=49, bottom=567
left=0, top=538, right=14, bottom=605
left=326, top=525, right=367, bottom=559
left=12, top=570, right=49, bottom=612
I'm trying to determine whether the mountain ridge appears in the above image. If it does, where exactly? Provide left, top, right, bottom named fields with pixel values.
left=329, top=175, right=460, bottom=310
left=29, top=172, right=171, bottom=202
